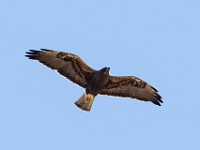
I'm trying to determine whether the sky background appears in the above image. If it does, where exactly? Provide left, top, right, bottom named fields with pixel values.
left=1, top=0, right=200, bottom=150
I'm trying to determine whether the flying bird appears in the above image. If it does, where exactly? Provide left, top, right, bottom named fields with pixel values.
left=25, top=49, right=163, bottom=111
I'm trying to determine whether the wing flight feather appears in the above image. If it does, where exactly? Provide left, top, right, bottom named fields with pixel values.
left=25, top=49, right=95, bottom=88
left=100, top=76, right=163, bottom=106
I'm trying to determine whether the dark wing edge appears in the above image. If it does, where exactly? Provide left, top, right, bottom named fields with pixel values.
left=25, top=49, right=95, bottom=88
left=100, top=76, right=163, bottom=106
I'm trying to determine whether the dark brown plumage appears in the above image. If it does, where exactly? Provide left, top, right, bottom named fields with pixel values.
left=25, top=49, right=163, bottom=111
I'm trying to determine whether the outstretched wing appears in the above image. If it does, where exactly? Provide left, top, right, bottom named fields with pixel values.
left=25, top=49, right=95, bottom=88
left=100, top=76, right=163, bottom=106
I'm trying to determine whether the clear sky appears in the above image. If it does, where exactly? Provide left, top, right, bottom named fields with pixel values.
left=1, top=0, right=200, bottom=150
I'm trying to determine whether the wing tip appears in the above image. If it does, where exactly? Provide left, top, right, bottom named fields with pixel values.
left=25, top=49, right=52, bottom=59
left=152, top=92, right=163, bottom=106
left=40, top=48, right=53, bottom=52
left=25, top=50, right=40, bottom=60
left=149, top=85, right=163, bottom=105
left=151, top=86, right=158, bottom=92
left=152, top=100, right=161, bottom=106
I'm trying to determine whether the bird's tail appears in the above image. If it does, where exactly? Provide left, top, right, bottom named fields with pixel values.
left=74, top=93, right=95, bottom=112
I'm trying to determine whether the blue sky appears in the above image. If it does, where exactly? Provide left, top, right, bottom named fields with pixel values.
left=1, top=0, right=200, bottom=150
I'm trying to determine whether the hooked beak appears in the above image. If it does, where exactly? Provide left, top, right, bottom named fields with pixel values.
left=105, top=67, right=110, bottom=74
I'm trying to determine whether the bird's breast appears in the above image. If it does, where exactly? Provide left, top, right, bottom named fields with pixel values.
left=86, top=74, right=109, bottom=94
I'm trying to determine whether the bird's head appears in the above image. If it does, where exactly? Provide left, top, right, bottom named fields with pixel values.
left=100, top=67, right=110, bottom=75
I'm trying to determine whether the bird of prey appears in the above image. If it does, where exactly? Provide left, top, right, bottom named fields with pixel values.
left=25, top=49, right=163, bottom=111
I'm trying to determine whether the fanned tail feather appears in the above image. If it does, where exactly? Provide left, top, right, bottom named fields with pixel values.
left=74, top=93, right=95, bottom=112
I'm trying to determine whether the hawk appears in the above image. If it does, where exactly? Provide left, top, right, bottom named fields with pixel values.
left=25, top=49, right=163, bottom=111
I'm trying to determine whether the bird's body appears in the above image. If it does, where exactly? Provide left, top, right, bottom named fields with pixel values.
left=75, top=67, right=110, bottom=111
left=86, top=67, right=110, bottom=95
left=26, top=49, right=163, bottom=111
